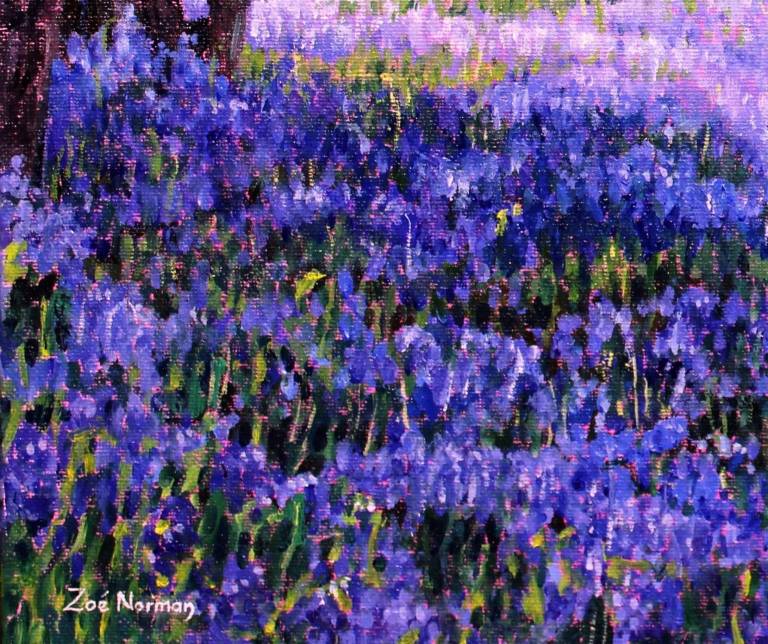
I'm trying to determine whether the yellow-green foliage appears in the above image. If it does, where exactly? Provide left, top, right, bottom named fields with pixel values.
left=239, top=43, right=509, bottom=100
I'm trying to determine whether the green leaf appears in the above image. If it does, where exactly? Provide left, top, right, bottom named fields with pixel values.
left=364, top=511, right=384, bottom=587
left=522, top=575, right=544, bottom=624
left=251, top=351, right=267, bottom=394
left=3, top=241, right=27, bottom=283
left=295, top=270, right=326, bottom=301
left=2, top=400, right=23, bottom=453
left=330, top=584, right=352, bottom=613
left=147, top=128, right=163, bottom=182
left=731, top=610, right=745, bottom=644
left=398, top=629, right=420, bottom=644
left=495, top=208, right=508, bottom=237
left=606, top=557, right=652, bottom=582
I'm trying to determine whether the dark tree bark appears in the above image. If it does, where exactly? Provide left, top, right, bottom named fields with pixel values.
left=61, top=0, right=117, bottom=37
left=208, top=0, right=250, bottom=77
left=0, top=0, right=249, bottom=177
left=134, top=0, right=185, bottom=48
left=0, top=0, right=64, bottom=180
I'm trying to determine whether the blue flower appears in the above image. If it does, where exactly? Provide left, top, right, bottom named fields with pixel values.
left=642, top=417, right=688, bottom=453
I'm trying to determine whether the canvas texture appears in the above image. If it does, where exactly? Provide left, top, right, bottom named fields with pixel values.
left=2, top=1, right=768, bottom=642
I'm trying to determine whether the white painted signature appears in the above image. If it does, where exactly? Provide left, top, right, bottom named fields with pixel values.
left=63, top=587, right=197, bottom=622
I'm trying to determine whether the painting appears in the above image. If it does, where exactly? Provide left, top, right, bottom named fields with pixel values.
left=2, top=0, right=768, bottom=641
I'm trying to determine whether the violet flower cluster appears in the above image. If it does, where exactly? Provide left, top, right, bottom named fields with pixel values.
left=3, top=3, right=768, bottom=642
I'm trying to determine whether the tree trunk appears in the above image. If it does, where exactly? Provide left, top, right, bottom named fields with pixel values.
left=0, top=0, right=247, bottom=176
left=0, top=0, right=63, bottom=179
left=61, top=0, right=117, bottom=37
left=134, top=0, right=185, bottom=48
left=208, top=0, right=250, bottom=76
